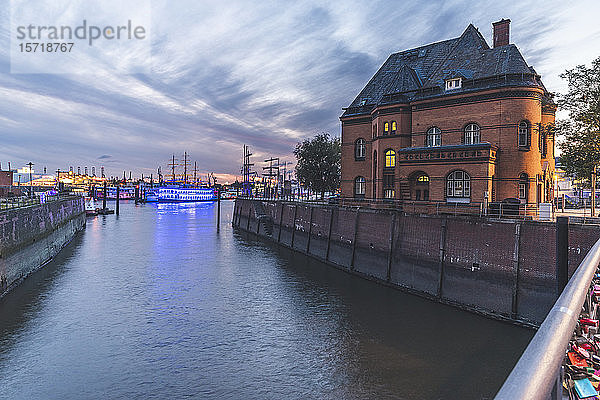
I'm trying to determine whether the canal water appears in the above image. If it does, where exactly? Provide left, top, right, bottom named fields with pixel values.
left=0, top=201, right=533, bottom=399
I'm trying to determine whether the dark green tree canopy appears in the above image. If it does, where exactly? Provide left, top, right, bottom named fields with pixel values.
left=294, top=133, right=340, bottom=198
left=557, top=56, right=600, bottom=181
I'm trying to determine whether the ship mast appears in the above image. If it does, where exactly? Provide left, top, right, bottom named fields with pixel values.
left=193, top=161, right=198, bottom=186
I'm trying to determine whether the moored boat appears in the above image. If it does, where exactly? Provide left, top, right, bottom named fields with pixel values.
left=155, top=186, right=217, bottom=202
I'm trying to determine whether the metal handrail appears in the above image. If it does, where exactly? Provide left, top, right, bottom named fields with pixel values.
left=495, top=236, right=600, bottom=399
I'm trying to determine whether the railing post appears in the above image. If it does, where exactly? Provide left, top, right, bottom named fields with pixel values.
left=556, top=216, right=569, bottom=295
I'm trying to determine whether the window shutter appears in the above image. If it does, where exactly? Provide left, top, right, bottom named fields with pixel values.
left=527, top=132, right=531, bottom=147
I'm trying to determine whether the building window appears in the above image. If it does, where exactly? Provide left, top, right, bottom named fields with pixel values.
left=426, top=127, right=441, bottom=147
left=445, top=78, right=462, bottom=90
left=447, top=170, right=471, bottom=199
left=384, top=149, right=396, bottom=168
left=384, top=122, right=389, bottom=135
left=372, top=124, right=377, bottom=138
left=354, top=138, right=366, bottom=160
left=519, top=173, right=529, bottom=203
left=354, top=176, right=365, bottom=197
left=391, top=121, right=397, bottom=134
left=464, top=123, right=480, bottom=144
left=518, top=121, right=530, bottom=148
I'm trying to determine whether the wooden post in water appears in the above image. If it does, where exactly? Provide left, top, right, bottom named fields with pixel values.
left=116, top=184, right=120, bottom=215
left=135, top=182, right=139, bottom=205
left=102, top=181, right=107, bottom=211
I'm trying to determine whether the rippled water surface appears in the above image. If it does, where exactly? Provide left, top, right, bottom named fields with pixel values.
left=0, top=201, right=533, bottom=399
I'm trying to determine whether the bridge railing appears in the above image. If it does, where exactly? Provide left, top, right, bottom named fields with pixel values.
left=495, top=236, right=600, bottom=399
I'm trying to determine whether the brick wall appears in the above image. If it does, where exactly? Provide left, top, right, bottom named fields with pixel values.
left=0, top=196, right=85, bottom=298
left=234, top=198, right=600, bottom=326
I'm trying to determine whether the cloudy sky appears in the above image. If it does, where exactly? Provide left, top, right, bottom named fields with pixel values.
left=1, top=0, right=599, bottom=182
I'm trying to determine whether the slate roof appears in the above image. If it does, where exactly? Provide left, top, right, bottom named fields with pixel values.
left=342, top=24, right=548, bottom=118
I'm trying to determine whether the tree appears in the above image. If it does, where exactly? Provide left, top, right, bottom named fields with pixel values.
left=294, top=133, right=340, bottom=199
left=557, top=56, right=600, bottom=181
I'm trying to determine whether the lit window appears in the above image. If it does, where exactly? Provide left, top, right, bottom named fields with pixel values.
left=355, top=138, right=366, bottom=160
left=384, top=122, right=389, bottom=135
left=417, top=175, right=430, bottom=183
left=391, top=121, right=397, bottom=134
left=445, top=78, right=462, bottom=90
left=464, top=124, right=480, bottom=144
left=447, top=170, right=471, bottom=198
left=426, top=127, right=441, bottom=147
left=354, top=176, right=365, bottom=197
left=384, top=189, right=395, bottom=199
left=385, top=149, right=395, bottom=168
left=518, top=121, right=529, bottom=147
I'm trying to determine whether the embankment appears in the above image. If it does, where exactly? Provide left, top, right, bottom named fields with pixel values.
left=233, top=198, right=600, bottom=327
left=0, top=197, right=85, bottom=298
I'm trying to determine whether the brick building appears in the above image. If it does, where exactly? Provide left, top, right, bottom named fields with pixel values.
left=340, top=19, right=556, bottom=207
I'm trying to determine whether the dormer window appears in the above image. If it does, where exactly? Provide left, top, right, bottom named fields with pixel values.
left=445, top=78, right=462, bottom=91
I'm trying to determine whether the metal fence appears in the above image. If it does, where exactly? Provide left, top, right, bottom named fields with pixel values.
left=495, top=236, right=600, bottom=399
left=237, top=196, right=551, bottom=220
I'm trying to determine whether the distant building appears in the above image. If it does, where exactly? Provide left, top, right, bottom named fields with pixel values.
left=340, top=19, right=556, bottom=206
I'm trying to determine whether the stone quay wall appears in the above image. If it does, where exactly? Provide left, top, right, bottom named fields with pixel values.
left=0, top=197, right=85, bottom=298
left=233, top=198, right=600, bottom=327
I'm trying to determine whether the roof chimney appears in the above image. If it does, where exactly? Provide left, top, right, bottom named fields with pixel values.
left=492, top=18, right=511, bottom=48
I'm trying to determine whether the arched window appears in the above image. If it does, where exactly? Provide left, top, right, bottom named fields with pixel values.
left=354, top=138, right=366, bottom=160
left=391, top=121, right=397, bottom=134
left=426, top=127, right=441, bottom=147
left=446, top=170, right=471, bottom=199
left=384, top=149, right=395, bottom=168
left=354, top=176, right=366, bottom=197
left=518, top=173, right=529, bottom=203
left=384, top=122, right=389, bottom=135
left=518, top=121, right=529, bottom=148
left=464, top=123, right=480, bottom=144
